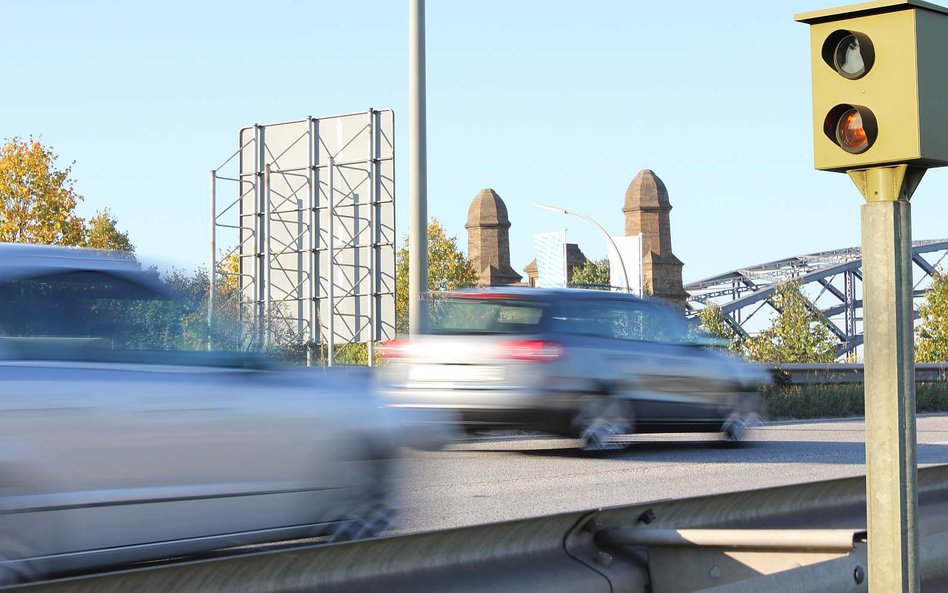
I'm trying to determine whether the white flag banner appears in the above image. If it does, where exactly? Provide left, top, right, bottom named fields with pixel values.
left=608, top=234, right=643, bottom=294
left=533, top=230, right=568, bottom=288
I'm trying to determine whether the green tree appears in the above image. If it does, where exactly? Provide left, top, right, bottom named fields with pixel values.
left=0, top=137, right=132, bottom=251
left=917, top=272, right=948, bottom=362
left=697, top=303, right=743, bottom=352
left=395, top=219, right=478, bottom=335
left=570, top=258, right=610, bottom=289
left=745, top=280, right=839, bottom=364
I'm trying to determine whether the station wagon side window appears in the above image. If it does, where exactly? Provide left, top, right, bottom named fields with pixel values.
left=0, top=271, right=202, bottom=360
left=613, top=301, right=691, bottom=344
left=548, top=299, right=634, bottom=340
left=549, top=299, right=691, bottom=343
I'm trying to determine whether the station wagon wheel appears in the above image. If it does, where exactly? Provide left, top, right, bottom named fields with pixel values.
left=723, top=414, right=749, bottom=445
left=328, top=455, right=396, bottom=543
left=575, top=395, right=634, bottom=452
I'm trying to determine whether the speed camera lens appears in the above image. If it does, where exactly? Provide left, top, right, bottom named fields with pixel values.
left=834, top=34, right=868, bottom=79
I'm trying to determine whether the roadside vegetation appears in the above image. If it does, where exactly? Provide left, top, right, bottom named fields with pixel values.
left=698, top=275, right=948, bottom=420
left=761, top=382, right=948, bottom=421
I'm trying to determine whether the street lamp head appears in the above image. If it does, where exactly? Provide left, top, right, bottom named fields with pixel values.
left=532, top=202, right=570, bottom=216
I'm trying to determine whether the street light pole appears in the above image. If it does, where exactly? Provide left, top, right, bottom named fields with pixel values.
left=533, top=202, right=631, bottom=293
left=408, top=0, right=428, bottom=336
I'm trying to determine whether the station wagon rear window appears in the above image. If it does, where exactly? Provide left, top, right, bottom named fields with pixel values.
left=423, top=295, right=548, bottom=335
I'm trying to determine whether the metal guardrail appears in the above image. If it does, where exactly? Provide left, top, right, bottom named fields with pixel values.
left=15, top=465, right=948, bottom=593
left=777, top=363, right=948, bottom=384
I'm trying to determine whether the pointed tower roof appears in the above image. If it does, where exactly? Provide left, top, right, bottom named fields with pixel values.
left=624, top=169, right=671, bottom=212
left=466, top=188, right=511, bottom=229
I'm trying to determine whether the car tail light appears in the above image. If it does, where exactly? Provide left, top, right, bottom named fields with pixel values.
left=379, top=340, right=411, bottom=359
left=501, top=340, right=565, bottom=363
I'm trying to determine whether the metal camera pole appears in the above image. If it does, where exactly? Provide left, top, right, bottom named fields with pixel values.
left=408, top=0, right=428, bottom=336
left=851, top=165, right=924, bottom=592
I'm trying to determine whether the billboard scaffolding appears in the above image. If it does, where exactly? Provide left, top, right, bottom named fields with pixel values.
left=210, top=109, right=396, bottom=365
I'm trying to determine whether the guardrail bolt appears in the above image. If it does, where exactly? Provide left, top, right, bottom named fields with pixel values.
left=853, top=565, right=865, bottom=584
left=596, top=551, right=613, bottom=567
left=637, top=509, right=656, bottom=525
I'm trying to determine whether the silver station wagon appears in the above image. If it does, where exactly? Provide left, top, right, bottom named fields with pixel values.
left=0, top=243, right=396, bottom=583
left=381, top=288, right=770, bottom=450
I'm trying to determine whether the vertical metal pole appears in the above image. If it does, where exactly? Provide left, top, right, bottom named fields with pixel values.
left=297, top=192, right=304, bottom=352
left=367, top=108, right=376, bottom=366
left=562, top=227, right=568, bottom=285
left=254, top=125, right=266, bottom=349
left=328, top=157, right=336, bottom=366
left=845, top=271, right=856, bottom=356
left=638, top=233, right=644, bottom=296
left=209, top=170, right=217, bottom=351
left=856, top=165, right=920, bottom=593
left=264, top=164, right=273, bottom=350
left=308, top=117, right=318, bottom=367
left=408, top=0, right=428, bottom=336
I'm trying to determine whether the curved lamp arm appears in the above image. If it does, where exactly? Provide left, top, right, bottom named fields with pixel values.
left=533, top=202, right=632, bottom=293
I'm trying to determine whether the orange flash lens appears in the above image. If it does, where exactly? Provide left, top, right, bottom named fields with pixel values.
left=837, top=109, right=868, bottom=151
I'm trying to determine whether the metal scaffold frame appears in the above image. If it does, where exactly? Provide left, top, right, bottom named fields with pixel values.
left=210, top=109, right=396, bottom=365
left=685, top=239, right=948, bottom=359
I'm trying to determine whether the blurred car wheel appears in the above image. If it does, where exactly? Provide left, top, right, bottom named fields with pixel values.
left=0, top=536, right=42, bottom=585
left=575, top=396, right=633, bottom=452
left=329, top=503, right=395, bottom=543
left=723, top=415, right=748, bottom=444
left=328, top=456, right=395, bottom=543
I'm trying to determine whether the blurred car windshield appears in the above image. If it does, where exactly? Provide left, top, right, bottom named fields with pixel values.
left=0, top=270, right=244, bottom=361
left=423, top=295, right=548, bottom=335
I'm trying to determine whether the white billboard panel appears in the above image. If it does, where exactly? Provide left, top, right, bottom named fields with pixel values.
left=533, top=230, right=568, bottom=288
left=230, top=110, right=395, bottom=351
left=608, top=234, right=643, bottom=294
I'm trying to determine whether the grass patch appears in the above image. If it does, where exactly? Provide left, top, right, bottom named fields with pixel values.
left=762, top=382, right=948, bottom=421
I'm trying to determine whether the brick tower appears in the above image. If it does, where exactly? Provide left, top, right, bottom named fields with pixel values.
left=466, top=188, right=522, bottom=286
left=623, top=170, right=687, bottom=304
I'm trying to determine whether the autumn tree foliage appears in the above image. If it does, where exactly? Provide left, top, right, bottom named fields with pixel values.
left=395, top=219, right=478, bottom=334
left=0, top=137, right=132, bottom=251
left=84, top=209, right=133, bottom=251
left=916, top=273, right=948, bottom=362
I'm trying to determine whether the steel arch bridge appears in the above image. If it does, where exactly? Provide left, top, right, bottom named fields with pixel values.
left=684, top=239, right=948, bottom=358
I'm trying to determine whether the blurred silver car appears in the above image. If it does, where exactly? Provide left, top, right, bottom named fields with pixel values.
left=380, top=288, right=769, bottom=450
left=0, top=244, right=396, bottom=583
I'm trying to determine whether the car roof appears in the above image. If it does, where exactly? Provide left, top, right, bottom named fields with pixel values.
left=0, top=243, right=172, bottom=297
left=439, top=286, right=649, bottom=302
left=0, top=242, right=141, bottom=276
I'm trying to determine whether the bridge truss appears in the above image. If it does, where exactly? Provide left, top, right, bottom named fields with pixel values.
left=685, top=239, right=948, bottom=359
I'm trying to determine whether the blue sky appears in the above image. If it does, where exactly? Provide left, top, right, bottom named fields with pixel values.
left=5, top=1, right=947, bottom=283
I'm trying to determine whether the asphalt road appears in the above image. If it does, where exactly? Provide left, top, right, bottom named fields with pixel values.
left=391, top=415, right=948, bottom=534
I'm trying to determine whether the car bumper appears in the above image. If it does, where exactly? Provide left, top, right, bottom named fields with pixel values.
left=380, top=387, right=588, bottom=436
